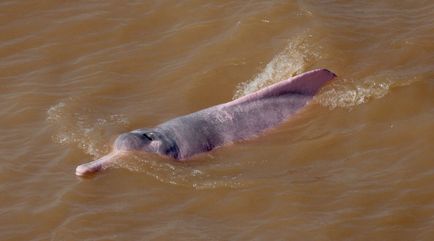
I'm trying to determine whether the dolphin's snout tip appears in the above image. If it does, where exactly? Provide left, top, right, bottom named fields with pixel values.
left=75, top=163, right=101, bottom=177
left=75, top=152, right=118, bottom=177
left=75, top=164, right=88, bottom=176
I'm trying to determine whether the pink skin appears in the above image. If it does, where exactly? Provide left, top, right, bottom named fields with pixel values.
left=75, top=152, right=123, bottom=176
left=75, top=69, right=336, bottom=176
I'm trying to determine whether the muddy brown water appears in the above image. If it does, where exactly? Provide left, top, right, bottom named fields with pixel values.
left=1, top=1, right=433, bottom=240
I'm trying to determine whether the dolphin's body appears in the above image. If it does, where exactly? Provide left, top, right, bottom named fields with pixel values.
left=76, top=69, right=336, bottom=176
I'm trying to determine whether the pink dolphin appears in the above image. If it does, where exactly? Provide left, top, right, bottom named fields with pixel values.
left=76, top=69, right=336, bottom=176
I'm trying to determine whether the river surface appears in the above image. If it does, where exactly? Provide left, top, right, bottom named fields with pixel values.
left=1, top=1, right=433, bottom=240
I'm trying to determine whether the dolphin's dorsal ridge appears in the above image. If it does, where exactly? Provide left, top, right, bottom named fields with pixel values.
left=229, top=68, right=336, bottom=106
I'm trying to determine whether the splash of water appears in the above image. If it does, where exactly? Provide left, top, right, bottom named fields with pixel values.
left=233, top=32, right=421, bottom=109
left=316, top=77, right=393, bottom=109
left=316, top=71, right=421, bottom=109
left=47, top=98, right=129, bottom=158
left=233, top=32, right=320, bottom=99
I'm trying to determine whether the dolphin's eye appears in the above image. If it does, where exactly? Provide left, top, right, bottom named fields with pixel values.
left=142, top=132, right=154, bottom=141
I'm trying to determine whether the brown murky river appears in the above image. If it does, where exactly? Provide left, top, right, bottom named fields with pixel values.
left=1, top=1, right=433, bottom=240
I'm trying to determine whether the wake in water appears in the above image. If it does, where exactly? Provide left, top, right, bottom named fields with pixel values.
left=112, top=153, right=249, bottom=189
left=318, top=71, right=421, bottom=109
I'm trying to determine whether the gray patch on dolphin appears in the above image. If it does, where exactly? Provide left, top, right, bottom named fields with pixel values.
left=75, top=68, right=336, bottom=176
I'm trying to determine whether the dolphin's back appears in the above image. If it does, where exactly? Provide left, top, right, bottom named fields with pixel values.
left=226, top=68, right=336, bottom=107
left=158, top=69, right=336, bottom=160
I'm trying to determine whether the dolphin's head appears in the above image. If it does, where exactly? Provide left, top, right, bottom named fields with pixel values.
left=114, top=129, right=179, bottom=159
left=75, top=129, right=180, bottom=177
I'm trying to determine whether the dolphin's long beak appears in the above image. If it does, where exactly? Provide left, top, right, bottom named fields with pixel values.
left=75, top=152, right=121, bottom=176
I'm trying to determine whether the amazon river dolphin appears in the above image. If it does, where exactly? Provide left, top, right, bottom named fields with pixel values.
left=76, top=68, right=336, bottom=176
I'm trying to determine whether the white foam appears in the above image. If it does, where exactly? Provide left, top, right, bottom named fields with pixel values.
left=316, top=77, right=392, bottom=109
left=47, top=98, right=129, bottom=158
left=316, top=72, right=420, bottom=109
left=233, top=35, right=310, bottom=99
